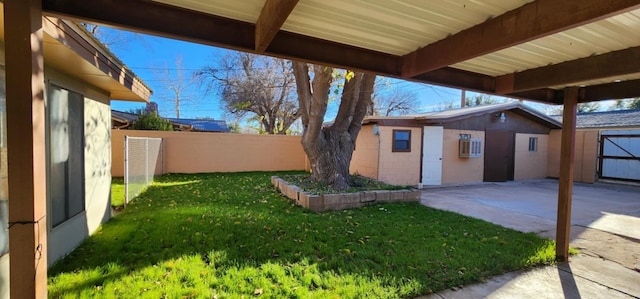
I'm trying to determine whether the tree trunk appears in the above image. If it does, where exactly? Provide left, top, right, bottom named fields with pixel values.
left=293, top=62, right=376, bottom=190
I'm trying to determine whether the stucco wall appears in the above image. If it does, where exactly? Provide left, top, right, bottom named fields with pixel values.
left=376, top=126, right=422, bottom=186
left=441, top=129, right=485, bottom=185
left=350, top=125, right=380, bottom=180
left=514, top=133, right=549, bottom=180
left=547, top=129, right=598, bottom=183
left=112, top=130, right=308, bottom=177
left=46, top=68, right=113, bottom=266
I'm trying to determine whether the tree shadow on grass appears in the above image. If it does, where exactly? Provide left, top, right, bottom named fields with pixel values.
left=49, top=172, right=556, bottom=298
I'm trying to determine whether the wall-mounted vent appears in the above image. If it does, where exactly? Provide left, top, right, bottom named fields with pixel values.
left=459, top=138, right=482, bottom=158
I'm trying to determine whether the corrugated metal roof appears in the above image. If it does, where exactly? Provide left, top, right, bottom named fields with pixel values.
left=453, top=8, right=640, bottom=81
left=282, top=0, right=532, bottom=56
left=154, top=0, right=531, bottom=56
left=154, top=0, right=265, bottom=23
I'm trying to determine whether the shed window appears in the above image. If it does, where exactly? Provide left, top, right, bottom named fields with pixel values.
left=528, top=137, right=538, bottom=152
left=392, top=130, right=411, bottom=152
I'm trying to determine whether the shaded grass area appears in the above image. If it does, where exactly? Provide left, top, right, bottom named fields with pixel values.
left=281, top=174, right=411, bottom=195
left=49, top=172, right=557, bottom=298
left=110, top=177, right=124, bottom=208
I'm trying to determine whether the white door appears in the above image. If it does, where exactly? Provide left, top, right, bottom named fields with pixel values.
left=422, top=126, right=443, bottom=185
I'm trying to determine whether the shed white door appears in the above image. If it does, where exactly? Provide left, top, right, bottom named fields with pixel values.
left=422, top=126, right=443, bottom=185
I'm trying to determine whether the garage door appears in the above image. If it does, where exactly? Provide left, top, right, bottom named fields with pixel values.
left=598, top=130, right=640, bottom=182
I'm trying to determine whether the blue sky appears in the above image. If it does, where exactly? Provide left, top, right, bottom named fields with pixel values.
left=105, top=27, right=561, bottom=121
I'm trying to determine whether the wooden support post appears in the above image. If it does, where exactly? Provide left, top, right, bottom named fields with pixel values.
left=4, top=0, right=48, bottom=297
left=555, top=86, right=578, bottom=262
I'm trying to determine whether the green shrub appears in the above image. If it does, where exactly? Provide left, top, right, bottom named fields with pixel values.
left=132, top=113, right=173, bottom=131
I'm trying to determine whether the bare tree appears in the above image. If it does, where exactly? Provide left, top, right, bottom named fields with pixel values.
left=577, top=102, right=600, bottom=113
left=464, top=94, right=504, bottom=107
left=293, top=62, right=376, bottom=190
left=80, top=23, right=148, bottom=50
left=154, top=55, right=195, bottom=119
left=197, top=53, right=299, bottom=134
left=434, top=101, right=457, bottom=112
left=547, top=102, right=601, bottom=115
left=372, top=88, right=418, bottom=116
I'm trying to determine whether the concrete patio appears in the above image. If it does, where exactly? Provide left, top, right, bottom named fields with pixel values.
left=418, top=179, right=640, bottom=298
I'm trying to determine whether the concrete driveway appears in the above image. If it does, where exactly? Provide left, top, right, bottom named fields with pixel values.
left=419, top=179, right=640, bottom=298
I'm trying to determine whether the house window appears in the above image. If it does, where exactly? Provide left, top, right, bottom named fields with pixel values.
left=48, top=84, right=85, bottom=227
left=528, top=137, right=538, bottom=152
left=392, top=130, right=411, bottom=152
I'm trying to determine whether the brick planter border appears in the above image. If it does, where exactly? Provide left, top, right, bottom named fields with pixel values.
left=272, top=176, right=421, bottom=212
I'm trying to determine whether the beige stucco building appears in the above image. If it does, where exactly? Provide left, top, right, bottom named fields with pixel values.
left=351, top=102, right=561, bottom=187
left=547, top=109, right=640, bottom=184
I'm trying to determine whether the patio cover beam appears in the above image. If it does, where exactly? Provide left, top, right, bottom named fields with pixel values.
left=495, top=46, right=640, bottom=94
left=580, top=79, right=640, bottom=102
left=42, top=0, right=402, bottom=77
left=4, top=0, right=48, bottom=297
left=556, top=86, right=579, bottom=262
left=401, top=0, right=640, bottom=78
left=255, top=0, right=299, bottom=53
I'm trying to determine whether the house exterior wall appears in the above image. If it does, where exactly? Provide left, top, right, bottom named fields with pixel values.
left=441, top=129, right=485, bottom=184
left=514, top=133, right=549, bottom=180
left=111, top=130, right=308, bottom=176
left=45, top=68, right=113, bottom=266
left=547, top=129, right=598, bottom=183
left=376, top=126, right=421, bottom=186
left=350, top=125, right=379, bottom=180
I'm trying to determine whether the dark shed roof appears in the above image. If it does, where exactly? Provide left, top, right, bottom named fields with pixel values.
left=551, top=109, right=640, bottom=129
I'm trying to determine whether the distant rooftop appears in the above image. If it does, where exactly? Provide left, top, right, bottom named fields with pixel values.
left=165, top=118, right=229, bottom=132
left=112, top=110, right=229, bottom=132
left=551, top=109, right=640, bottom=129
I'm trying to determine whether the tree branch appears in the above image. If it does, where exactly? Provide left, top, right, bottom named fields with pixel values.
left=349, top=73, right=376, bottom=135
left=292, top=61, right=312, bottom=128
left=332, top=72, right=362, bottom=132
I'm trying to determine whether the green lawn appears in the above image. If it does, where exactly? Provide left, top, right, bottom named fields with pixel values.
left=111, top=177, right=125, bottom=208
left=50, top=172, right=557, bottom=298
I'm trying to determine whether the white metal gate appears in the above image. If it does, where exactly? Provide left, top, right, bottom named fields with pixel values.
left=598, top=130, right=640, bottom=182
left=124, top=136, right=163, bottom=205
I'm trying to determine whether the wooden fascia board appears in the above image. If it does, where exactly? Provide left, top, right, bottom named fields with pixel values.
left=267, top=30, right=402, bottom=76
left=579, top=79, right=640, bottom=102
left=255, top=0, right=299, bottom=52
left=411, top=67, right=567, bottom=104
left=496, top=46, right=640, bottom=94
left=401, top=0, right=640, bottom=78
left=411, top=67, right=495, bottom=93
left=42, top=16, right=151, bottom=101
